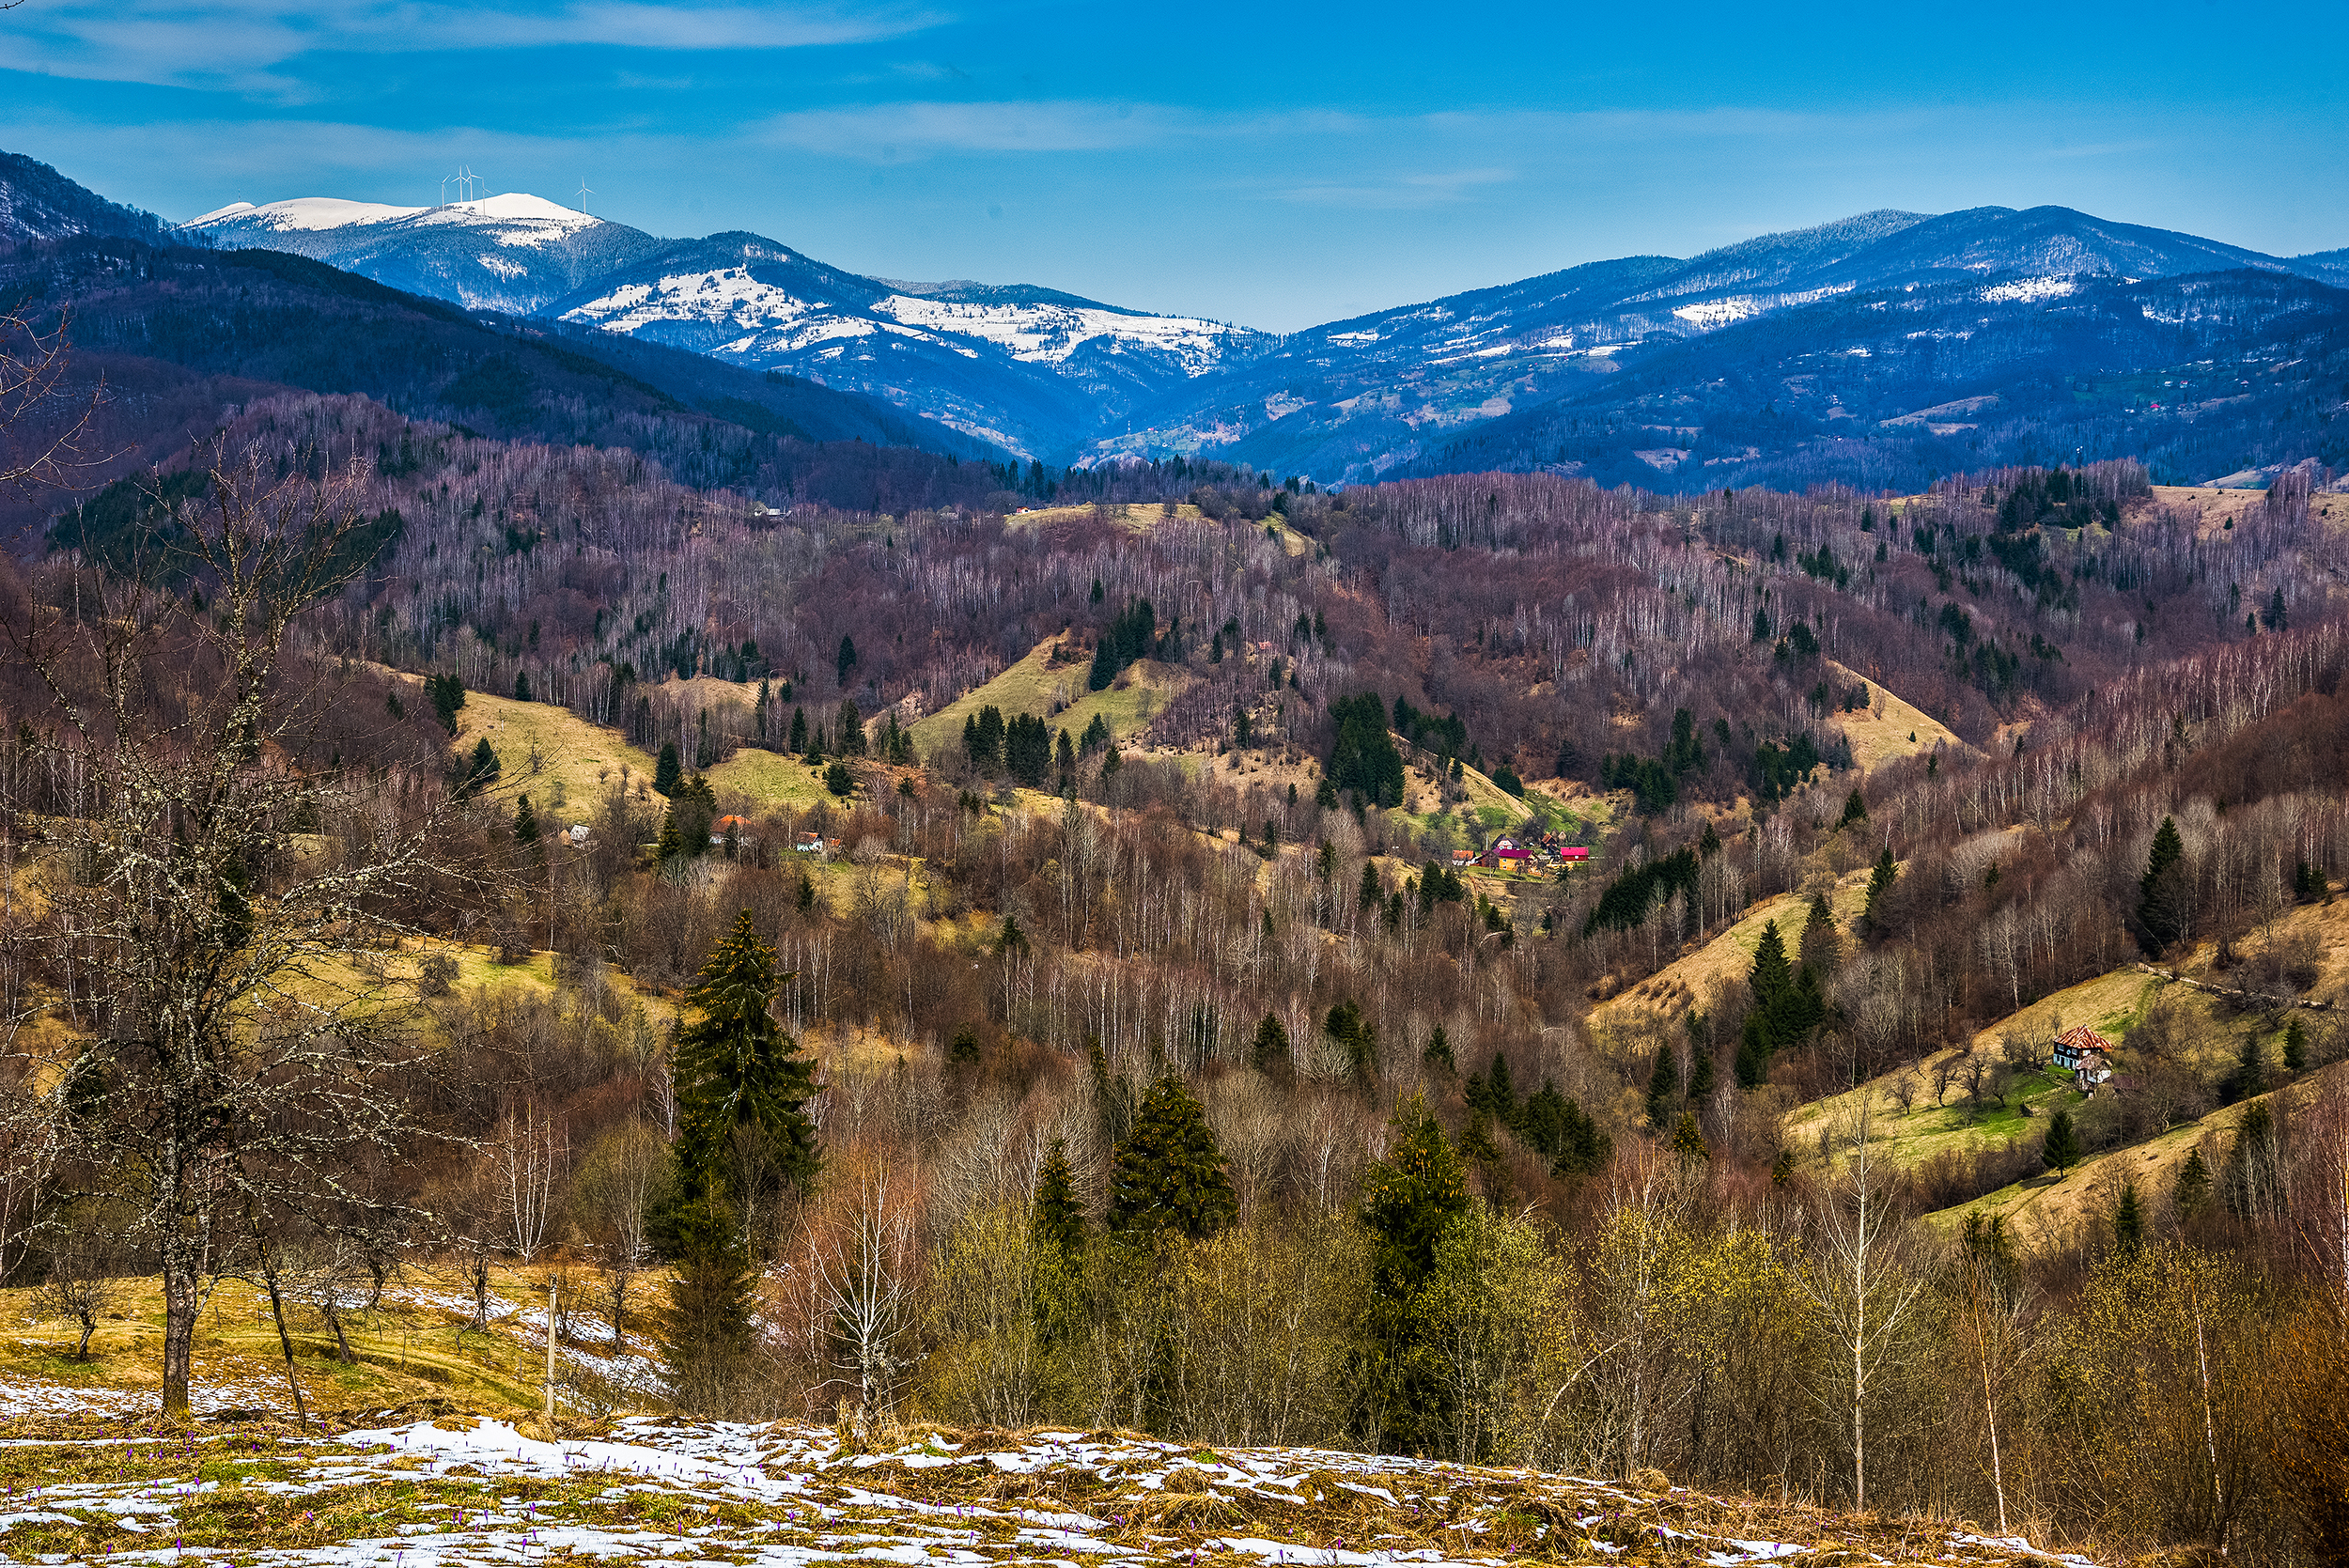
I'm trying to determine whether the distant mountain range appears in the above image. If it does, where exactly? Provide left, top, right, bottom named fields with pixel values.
left=8, top=147, right=2345, bottom=486
left=184, top=194, right=1270, bottom=460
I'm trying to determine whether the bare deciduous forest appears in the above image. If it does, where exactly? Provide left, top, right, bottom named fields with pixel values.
left=7, top=312, right=2349, bottom=1562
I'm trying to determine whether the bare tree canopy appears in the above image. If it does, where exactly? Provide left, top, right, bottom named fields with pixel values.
left=7, top=438, right=490, bottom=1415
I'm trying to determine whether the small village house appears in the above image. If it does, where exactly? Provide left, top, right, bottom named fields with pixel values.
left=2051, top=1024, right=2116, bottom=1086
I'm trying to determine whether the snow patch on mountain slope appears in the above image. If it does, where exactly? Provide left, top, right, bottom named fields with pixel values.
left=1669, top=283, right=1857, bottom=330
left=1981, top=275, right=2077, bottom=303
left=562, top=267, right=831, bottom=336
left=871, top=294, right=1247, bottom=372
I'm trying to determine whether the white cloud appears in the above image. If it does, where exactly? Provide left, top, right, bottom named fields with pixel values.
left=3, top=0, right=943, bottom=96
left=1277, top=165, right=1517, bottom=210
left=754, top=100, right=1360, bottom=159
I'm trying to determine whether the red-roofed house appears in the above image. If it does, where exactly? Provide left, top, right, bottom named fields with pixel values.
left=1486, top=836, right=1530, bottom=869
left=2052, top=1025, right=2116, bottom=1085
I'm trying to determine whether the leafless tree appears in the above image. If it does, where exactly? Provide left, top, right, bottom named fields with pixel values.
left=570, top=1120, right=666, bottom=1343
left=12, top=439, right=488, bottom=1417
left=0, top=306, right=103, bottom=500
left=1798, top=1096, right=1935, bottom=1512
left=817, top=1170, right=918, bottom=1436
left=30, top=1213, right=122, bottom=1359
left=1931, top=1049, right=1966, bottom=1107
left=496, top=1103, right=568, bottom=1261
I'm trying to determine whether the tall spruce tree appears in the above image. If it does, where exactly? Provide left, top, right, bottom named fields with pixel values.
left=2138, top=815, right=2187, bottom=951
left=660, top=910, right=819, bottom=1412
left=1032, top=1139, right=1088, bottom=1260
left=672, top=910, right=820, bottom=1203
left=2042, top=1108, right=2082, bottom=1173
left=1104, top=1076, right=1237, bottom=1240
left=1250, top=1012, right=1290, bottom=1072
left=1358, top=1094, right=1471, bottom=1452
left=654, top=741, right=682, bottom=798
left=1863, top=846, right=1898, bottom=933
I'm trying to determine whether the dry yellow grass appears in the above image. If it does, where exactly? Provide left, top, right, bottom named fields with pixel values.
left=1005, top=501, right=1203, bottom=532
left=429, top=686, right=661, bottom=820
left=1592, top=867, right=1874, bottom=1032
left=907, top=637, right=1188, bottom=758
left=2147, top=483, right=2269, bottom=535
left=1825, top=660, right=1971, bottom=772
left=0, top=1255, right=664, bottom=1420
left=704, top=746, right=843, bottom=815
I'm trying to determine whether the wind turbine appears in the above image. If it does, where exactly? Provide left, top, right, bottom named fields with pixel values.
left=575, top=179, right=594, bottom=215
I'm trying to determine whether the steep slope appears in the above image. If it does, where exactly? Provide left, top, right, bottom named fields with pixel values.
left=184, top=192, right=668, bottom=315
left=549, top=233, right=1271, bottom=458
left=0, top=149, right=171, bottom=250
left=0, top=234, right=1005, bottom=522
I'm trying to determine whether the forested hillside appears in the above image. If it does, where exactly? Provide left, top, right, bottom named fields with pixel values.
left=6, top=271, right=2349, bottom=1566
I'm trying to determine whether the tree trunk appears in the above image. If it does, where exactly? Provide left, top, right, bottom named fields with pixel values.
left=161, top=1252, right=199, bottom=1419
left=263, top=1266, right=308, bottom=1427
left=76, top=1316, right=95, bottom=1359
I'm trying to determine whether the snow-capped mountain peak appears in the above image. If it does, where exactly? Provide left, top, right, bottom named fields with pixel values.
left=182, top=190, right=668, bottom=316
left=189, top=195, right=428, bottom=232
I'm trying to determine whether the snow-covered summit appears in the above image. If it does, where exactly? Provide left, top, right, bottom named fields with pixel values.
left=181, top=189, right=667, bottom=316
left=188, top=195, right=428, bottom=232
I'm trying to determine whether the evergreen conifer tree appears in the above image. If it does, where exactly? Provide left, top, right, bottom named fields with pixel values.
left=1645, top=1048, right=1679, bottom=1128
left=1359, top=862, right=1380, bottom=911
left=1750, top=919, right=1792, bottom=1002
left=1671, top=1111, right=1710, bottom=1166
left=1798, top=893, right=1841, bottom=974
left=1250, top=1013, right=1289, bottom=1072
left=671, top=910, right=820, bottom=1203
left=1423, top=1026, right=1454, bottom=1073
left=1358, top=1095, right=1470, bottom=1451
left=2221, top=1034, right=2267, bottom=1105
left=1688, top=1048, right=1716, bottom=1102
left=787, top=705, right=807, bottom=755
left=1032, top=1139, right=1087, bottom=1260
left=456, top=737, right=501, bottom=799
left=2138, top=815, right=2186, bottom=951
left=947, top=1025, right=981, bottom=1064
left=2112, top=1182, right=2144, bottom=1256
left=513, top=794, right=539, bottom=846
left=1486, top=1051, right=1517, bottom=1124
left=655, top=741, right=682, bottom=798
left=1863, top=846, right=1898, bottom=933
left=2285, top=1017, right=2308, bottom=1072
left=2174, top=1146, right=2212, bottom=1218
left=1104, top=1076, right=1237, bottom=1240
left=2042, top=1108, right=2082, bottom=1173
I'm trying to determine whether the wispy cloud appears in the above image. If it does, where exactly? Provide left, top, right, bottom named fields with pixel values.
left=1276, top=165, right=1517, bottom=210
left=753, top=99, right=1359, bottom=159
left=4, top=0, right=945, bottom=96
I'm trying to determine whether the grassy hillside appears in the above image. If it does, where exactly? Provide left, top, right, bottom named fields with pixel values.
left=1825, top=661, right=1972, bottom=773
left=1592, top=864, right=1875, bottom=1029
left=431, top=684, right=661, bottom=822
left=1777, top=893, right=2349, bottom=1238
left=0, top=1305, right=2085, bottom=1568
left=907, top=637, right=1189, bottom=759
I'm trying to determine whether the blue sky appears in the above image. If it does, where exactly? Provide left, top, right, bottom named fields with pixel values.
left=4, top=0, right=2344, bottom=331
